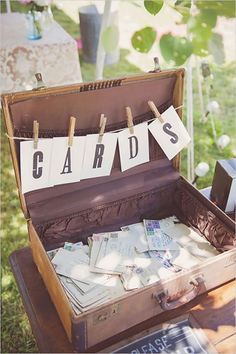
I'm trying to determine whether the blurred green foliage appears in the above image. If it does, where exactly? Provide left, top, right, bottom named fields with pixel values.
left=131, top=0, right=235, bottom=65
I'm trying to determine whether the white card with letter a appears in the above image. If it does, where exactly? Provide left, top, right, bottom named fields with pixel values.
left=20, top=139, right=53, bottom=194
left=81, top=133, right=117, bottom=179
left=50, top=137, right=86, bottom=185
left=148, top=106, right=191, bottom=160
left=118, top=122, right=149, bottom=172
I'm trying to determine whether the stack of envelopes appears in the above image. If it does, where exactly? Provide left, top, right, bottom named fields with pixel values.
left=48, top=216, right=219, bottom=313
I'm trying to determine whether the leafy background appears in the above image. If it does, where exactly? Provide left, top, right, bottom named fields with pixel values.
left=131, top=0, right=235, bottom=65
left=1, top=1, right=236, bottom=353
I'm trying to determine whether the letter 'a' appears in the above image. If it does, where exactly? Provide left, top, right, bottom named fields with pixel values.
left=61, top=147, right=72, bottom=174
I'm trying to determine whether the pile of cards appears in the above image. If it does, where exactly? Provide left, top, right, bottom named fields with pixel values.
left=48, top=216, right=219, bottom=313
left=48, top=242, right=126, bottom=314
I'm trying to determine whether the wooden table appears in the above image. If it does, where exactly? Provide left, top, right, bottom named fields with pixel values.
left=9, top=247, right=236, bottom=353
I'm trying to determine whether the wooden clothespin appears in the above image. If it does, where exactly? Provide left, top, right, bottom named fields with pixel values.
left=33, top=120, right=39, bottom=149
left=68, top=116, right=76, bottom=147
left=98, top=114, right=107, bottom=143
left=126, top=106, right=134, bottom=134
left=148, top=101, right=164, bottom=123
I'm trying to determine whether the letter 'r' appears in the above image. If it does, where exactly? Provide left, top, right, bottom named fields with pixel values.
left=93, top=144, right=105, bottom=168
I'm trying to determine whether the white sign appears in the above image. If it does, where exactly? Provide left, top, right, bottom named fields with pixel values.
left=50, top=137, right=86, bottom=185
left=20, top=139, right=53, bottom=194
left=118, top=122, right=150, bottom=172
left=148, top=106, right=191, bottom=160
left=81, top=133, right=117, bottom=179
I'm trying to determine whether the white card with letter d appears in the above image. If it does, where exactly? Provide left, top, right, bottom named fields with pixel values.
left=118, top=122, right=149, bottom=172
left=148, top=106, right=191, bottom=160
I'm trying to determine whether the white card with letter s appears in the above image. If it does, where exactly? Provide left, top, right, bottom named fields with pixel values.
left=118, top=122, right=149, bottom=172
left=148, top=106, right=191, bottom=160
left=81, top=133, right=117, bottom=179
left=50, top=137, right=86, bottom=185
left=20, top=139, right=53, bottom=194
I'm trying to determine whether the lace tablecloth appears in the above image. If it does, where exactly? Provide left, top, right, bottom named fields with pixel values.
left=0, top=13, right=82, bottom=93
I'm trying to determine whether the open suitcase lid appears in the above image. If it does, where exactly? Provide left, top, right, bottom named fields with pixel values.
left=2, top=68, right=185, bottom=221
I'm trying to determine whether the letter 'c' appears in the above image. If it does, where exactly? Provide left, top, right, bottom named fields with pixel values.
left=32, top=151, right=43, bottom=179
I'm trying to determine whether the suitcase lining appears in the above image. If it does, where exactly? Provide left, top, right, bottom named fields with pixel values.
left=175, top=179, right=235, bottom=252
left=12, top=99, right=172, bottom=138
left=32, top=178, right=234, bottom=253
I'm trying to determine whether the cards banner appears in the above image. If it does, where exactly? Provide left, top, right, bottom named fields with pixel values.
left=20, top=106, right=191, bottom=193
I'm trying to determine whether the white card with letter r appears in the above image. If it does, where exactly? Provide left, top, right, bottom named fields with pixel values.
left=148, top=106, right=191, bottom=160
left=81, top=133, right=117, bottom=179
left=20, top=139, right=53, bottom=194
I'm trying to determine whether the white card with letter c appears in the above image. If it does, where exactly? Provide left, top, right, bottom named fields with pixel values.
left=20, top=139, right=53, bottom=194
left=81, top=133, right=118, bottom=179
left=148, top=106, right=191, bottom=160
left=118, top=122, right=150, bottom=172
left=50, top=137, right=86, bottom=185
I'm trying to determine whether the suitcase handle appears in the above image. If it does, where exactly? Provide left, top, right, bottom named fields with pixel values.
left=156, top=277, right=205, bottom=311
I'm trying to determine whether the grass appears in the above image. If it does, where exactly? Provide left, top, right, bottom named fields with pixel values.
left=1, top=2, right=236, bottom=354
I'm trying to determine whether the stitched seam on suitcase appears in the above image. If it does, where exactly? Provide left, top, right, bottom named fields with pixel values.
left=12, top=99, right=172, bottom=138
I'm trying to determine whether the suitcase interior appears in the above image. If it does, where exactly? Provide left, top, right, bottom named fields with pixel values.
left=2, top=70, right=235, bottom=351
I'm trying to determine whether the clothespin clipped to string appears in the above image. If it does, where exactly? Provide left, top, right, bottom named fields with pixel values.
left=33, top=120, right=39, bottom=149
left=98, top=114, right=107, bottom=143
left=126, top=106, right=134, bottom=135
left=68, top=116, right=76, bottom=147
left=148, top=101, right=164, bottom=124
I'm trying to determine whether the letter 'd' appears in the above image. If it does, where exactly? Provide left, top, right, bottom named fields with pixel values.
left=128, top=136, right=138, bottom=159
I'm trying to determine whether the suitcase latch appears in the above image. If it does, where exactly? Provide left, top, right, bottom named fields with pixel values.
left=153, top=57, right=161, bottom=72
left=93, top=304, right=120, bottom=325
left=33, top=73, right=46, bottom=91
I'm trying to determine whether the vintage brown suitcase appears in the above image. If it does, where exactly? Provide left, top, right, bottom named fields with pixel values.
left=2, top=69, right=236, bottom=352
